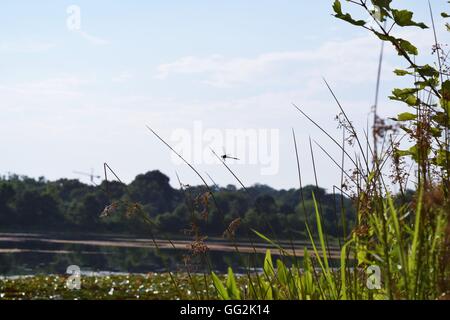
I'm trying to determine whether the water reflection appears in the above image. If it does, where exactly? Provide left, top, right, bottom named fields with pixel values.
left=0, top=233, right=291, bottom=276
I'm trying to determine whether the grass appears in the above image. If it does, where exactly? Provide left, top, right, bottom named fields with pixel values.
left=205, top=1, right=450, bottom=301
left=205, top=190, right=448, bottom=300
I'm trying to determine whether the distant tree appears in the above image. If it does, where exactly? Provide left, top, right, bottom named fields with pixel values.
left=68, top=193, right=106, bottom=228
left=15, top=190, right=61, bottom=228
left=254, top=195, right=277, bottom=215
left=0, top=172, right=356, bottom=238
left=0, top=183, right=15, bottom=224
left=52, top=179, right=87, bottom=202
left=99, top=180, right=127, bottom=200
left=301, top=185, right=326, bottom=200
left=128, top=171, right=179, bottom=214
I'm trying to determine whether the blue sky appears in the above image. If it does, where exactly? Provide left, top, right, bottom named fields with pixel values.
left=1, top=1, right=448, bottom=190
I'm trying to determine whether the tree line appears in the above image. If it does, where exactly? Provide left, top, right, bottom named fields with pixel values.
left=0, top=171, right=357, bottom=239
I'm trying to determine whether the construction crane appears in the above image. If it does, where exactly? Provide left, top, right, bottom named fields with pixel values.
left=73, top=168, right=101, bottom=185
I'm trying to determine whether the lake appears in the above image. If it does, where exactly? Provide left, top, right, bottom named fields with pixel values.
left=0, top=232, right=338, bottom=276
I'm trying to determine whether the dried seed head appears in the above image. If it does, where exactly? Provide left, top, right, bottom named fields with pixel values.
left=126, top=202, right=142, bottom=218
left=100, top=202, right=118, bottom=218
left=190, top=237, right=209, bottom=256
left=223, top=217, right=242, bottom=239
left=195, top=192, right=212, bottom=221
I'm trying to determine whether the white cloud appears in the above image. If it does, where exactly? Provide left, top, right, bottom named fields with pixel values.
left=155, top=27, right=439, bottom=90
left=155, top=35, right=388, bottom=88
left=0, top=76, right=94, bottom=100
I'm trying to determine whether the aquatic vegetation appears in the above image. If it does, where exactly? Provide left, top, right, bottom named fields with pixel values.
left=0, top=273, right=218, bottom=300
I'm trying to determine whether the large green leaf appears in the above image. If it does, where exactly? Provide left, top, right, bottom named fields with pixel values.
left=373, top=32, right=418, bottom=55
left=226, top=267, right=241, bottom=300
left=371, top=0, right=392, bottom=19
left=276, top=259, right=288, bottom=286
left=441, top=80, right=450, bottom=101
left=390, top=88, right=420, bottom=106
left=211, top=272, right=229, bottom=300
left=396, top=112, right=417, bottom=121
left=415, top=64, right=439, bottom=78
left=263, top=249, right=275, bottom=278
left=435, top=149, right=450, bottom=166
left=333, top=0, right=366, bottom=26
left=392, top=9, right=428, bottom=29
left=393, top=69, right=411, bottom=76
left=371, top=0, right=392, bottom=10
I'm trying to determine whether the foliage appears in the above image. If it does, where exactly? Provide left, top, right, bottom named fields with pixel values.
left=0, top=273, right=213, bottom=300
left=210, top=191, right=448, bottom=300
left=206, top=0, right=450, bottom=300
left=332, top=0, right=450, bottom=188
left=0, top=173, right=355, bottom=238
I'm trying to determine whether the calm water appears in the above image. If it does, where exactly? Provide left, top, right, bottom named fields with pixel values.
left=0, top=232, right=306, bottom=276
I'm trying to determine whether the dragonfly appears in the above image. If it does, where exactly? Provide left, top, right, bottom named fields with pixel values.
left=221, top=147, right=239, bottom=162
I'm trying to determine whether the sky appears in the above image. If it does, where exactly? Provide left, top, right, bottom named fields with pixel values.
left=1, top=0, right=449, bottom=190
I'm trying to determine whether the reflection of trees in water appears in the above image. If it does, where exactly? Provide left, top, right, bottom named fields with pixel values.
left=0, top=254, right=15, bottom=274
left=1, top=240, right=307, bottom=275
left=1, top=247, right=187, bottom=275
